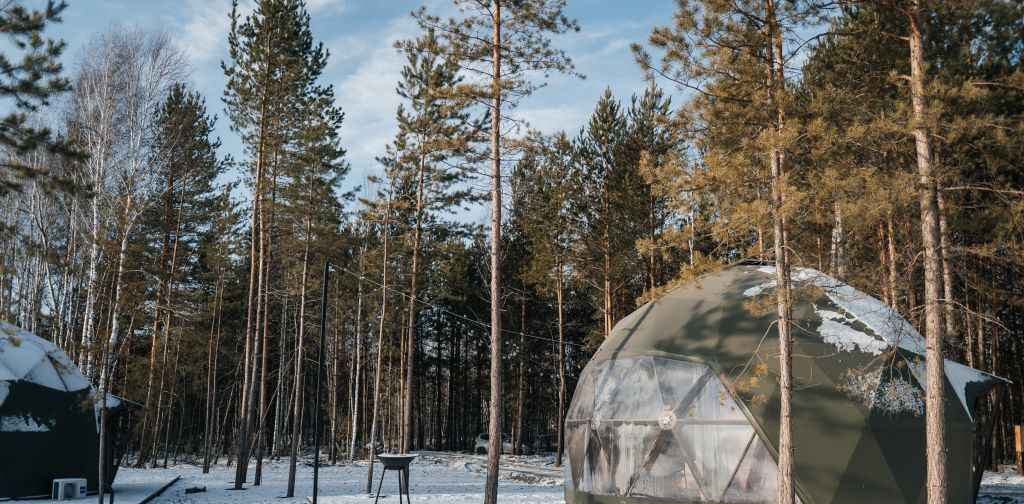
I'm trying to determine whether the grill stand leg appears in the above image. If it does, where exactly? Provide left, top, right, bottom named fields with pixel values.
left=403, top=467, right=410, bottom=502
left=373, top=467, right=386, bottom=504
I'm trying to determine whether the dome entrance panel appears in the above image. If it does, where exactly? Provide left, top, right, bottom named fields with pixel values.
left=566, top=355, right=776, bottom=501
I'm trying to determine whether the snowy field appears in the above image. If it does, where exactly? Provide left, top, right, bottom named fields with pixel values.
left=103, top=455, right=1024, bottom=503
left=111, top=452, right=564, bottom=503
left=979, top=465, right=1024, bottom=503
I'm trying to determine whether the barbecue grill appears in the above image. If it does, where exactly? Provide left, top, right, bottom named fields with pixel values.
left=373, top=453, right=417, bottom=503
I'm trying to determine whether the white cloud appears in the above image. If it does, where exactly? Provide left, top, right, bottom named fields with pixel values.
left=513, top=102, right=590, bottom=136
left=178, top=0, right=251, bottom=65
left=334, top=16, right=418, bottom=174
left=306, top=0, right=350, bottom=15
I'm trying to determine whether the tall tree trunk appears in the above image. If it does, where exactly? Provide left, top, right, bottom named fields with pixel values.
left=235, top=185, right=266, bottom=487
left=765, top=2, right=794, bottom=502
left=555, top=262, right=566, bottom=467
left=937, top=189, right=956, bottom=354
left=830, top=202, right=848, bottom=278
left=906, top=2, right=947, bottom=501
left=161, top=337, right=183, bottom=468
left=331, top=292, right=342, bottom=464
left=602, top=168, right=613, bottom=338
left=515, top=301, right=525, bottom=456
left=96, top=215, right=132, bottom=504
left=886, top=213, right=900, bottom=310
left=203, top=280, right=223, bottom=473
left=403, top=153, right=426, bottom=453
left=255, top=161, right=280, bottom=485
left=349, top=246, right=366, bottom=461
left=233, top=34, right=276, bottom=482
left=254, top=274, right=271, bottom=485
left=366, top=192, right=393, bottom=493
left=273, top=300, right=288, bottom=460
left=484, top=1, right=504, bottom=501
left=80, top=159, right=104, bottom=377
left=286, top=195, right=313, bottom=497
left=138, top=177, right=172, bottom=467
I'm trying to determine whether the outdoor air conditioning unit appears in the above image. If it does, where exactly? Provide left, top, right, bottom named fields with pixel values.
left=51, top=478, right=87, bottom=500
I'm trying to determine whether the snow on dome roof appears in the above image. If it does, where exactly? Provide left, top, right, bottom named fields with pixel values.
left=748, top=266, right=1001, bottom=417
left=0, top=322, right=91, bottom=395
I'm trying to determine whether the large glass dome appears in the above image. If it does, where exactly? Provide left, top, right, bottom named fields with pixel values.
left=566, top=355, right=777, bottom=502
left=563, top=265, right=1002, bottom=504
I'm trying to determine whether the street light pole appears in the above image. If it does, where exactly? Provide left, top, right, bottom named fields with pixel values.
left=312, top=262, right=331, bottom=504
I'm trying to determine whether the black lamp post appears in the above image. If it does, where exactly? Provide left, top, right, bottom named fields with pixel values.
left=312, top=262, right=331, bottom=504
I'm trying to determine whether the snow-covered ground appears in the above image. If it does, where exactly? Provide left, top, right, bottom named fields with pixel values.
left=113, top=452, right=564, bottom=503
left=979, top=465, right=1024, bottom=503
left=107, top=455, right=1023, bottom=503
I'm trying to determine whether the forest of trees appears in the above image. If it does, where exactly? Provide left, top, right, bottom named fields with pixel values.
left=1, top=0, right=1022, bottom=502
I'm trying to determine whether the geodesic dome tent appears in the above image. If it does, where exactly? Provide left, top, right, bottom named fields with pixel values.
left=0, top=322, right=134, bottom=499
left=564, top=266, right=1004, bottom=504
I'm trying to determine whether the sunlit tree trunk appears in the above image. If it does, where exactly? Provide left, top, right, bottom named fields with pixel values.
left=485, top=2, right=504, bottom=502
left=906, top=1, right=947, bottom=500
left=765, top=1, right=794, bottom=502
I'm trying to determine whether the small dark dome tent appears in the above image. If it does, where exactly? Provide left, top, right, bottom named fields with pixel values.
left=0, top=322, right=134, bottom=499
left=565, top=266, right=1004, bottom=504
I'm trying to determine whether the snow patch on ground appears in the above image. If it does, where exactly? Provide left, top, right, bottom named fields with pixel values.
left=979, top=465, right=1024, bottom=503
left=743, top=280, right=776, bottom=297
left=111, top=452, right=564, bottom=503
left=66, top=452, right=1022, bottom=503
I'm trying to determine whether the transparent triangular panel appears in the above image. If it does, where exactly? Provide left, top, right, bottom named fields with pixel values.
left=592, top=356, right=662, bottom=421
left=587, top=423, right=662, bottom=496
left=677, top=423, right=755, bottom=498
left=629, top=428, right=702, bottom=500
left=722, top=434, right=778, bottom=503
left=652, top=357, right=707, bottom=410
left=567, top=361, right=599, bottom=421
left=679, top=371, right=748, bottom=422
left=565, top=423, right=590, bottom=491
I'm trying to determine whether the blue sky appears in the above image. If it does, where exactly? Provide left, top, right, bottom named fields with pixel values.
left=50, top=0, right=680, bottom=219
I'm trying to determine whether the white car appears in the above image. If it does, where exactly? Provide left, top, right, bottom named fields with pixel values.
left=473, top=433, right=534, bottom=455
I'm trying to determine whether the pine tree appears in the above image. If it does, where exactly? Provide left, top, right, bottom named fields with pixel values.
left=627, top=84, right=682, bottom=297
left=221, top=0, right=339, bottom=489
left=575, top=89, right=636, bottom=341
left=411, top=3, right=579, bottom=500
left=635, top=1, right=824, bottom=500
left=390, top=29, right=483, bottom=454
left=0, top=0, right=77, bottom=196
left=514, top=131, right=576, bottom=466
left=283, top=71, right=347, bottom=499
left=137, top=83, right=224, bottom=468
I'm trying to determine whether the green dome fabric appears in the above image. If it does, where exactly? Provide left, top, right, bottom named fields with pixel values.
left=564, top=266, right=1003, bottom=504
